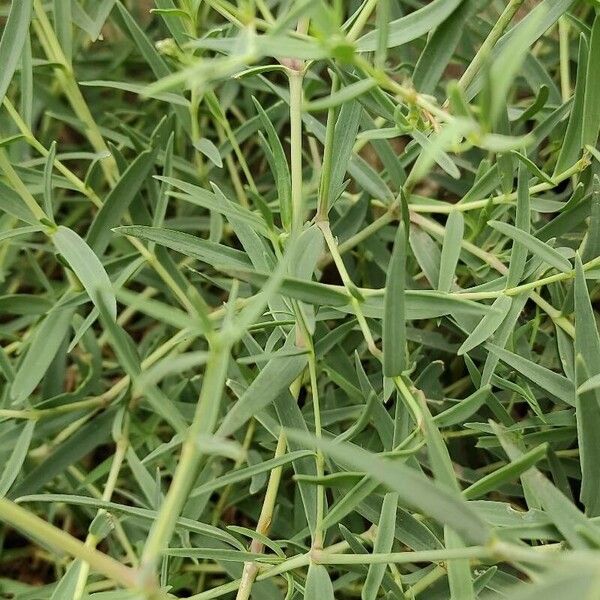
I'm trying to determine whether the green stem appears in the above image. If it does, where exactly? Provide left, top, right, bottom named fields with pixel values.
left=319, top=221, right=381, bottom=357
left=73, top=415, right=131, bottom=599
left=409, top=156, right=588, bottom=214
left=457, top=0, right=527, bottom=92
left=0, top=149, right=47, bottom=221
left=558, top=18, right=571, bottom=102
left=32, top=0, right=117, bottom=184
left=289, top=69, right=305, bottom=233
left=346, top=0, right=379, bottom=41
left=307, top=354, right=326, bottom=549
left=140, top=344, right=230, bottom=580
left=410, top=212, right=576, bottom=338
left=235, top=432, right=286, bottom=600
left=3, top=98, right=103, bottom=208
left=314, top=546, right=491, bottom=565
left=0, top=497, right=144, bottom=592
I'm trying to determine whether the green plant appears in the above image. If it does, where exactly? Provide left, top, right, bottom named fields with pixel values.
left=0, top=0, right=600, bottom=598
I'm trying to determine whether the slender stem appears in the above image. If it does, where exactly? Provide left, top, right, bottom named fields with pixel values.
left=393, top=376, right=423, bottom=427
left=457, top=255, right=600, bottom=301
left=307, top=354, right=325, bottom=549
left=410, top=213, right=576, bottom=338
left=558, top=18, right=571, bottom=102
left=32, top=0, right=117, bottom=184
left=3, top=98, right=103, bottom=208
left=314, top=546, right=491, bottom=565
left=409, top=156, right=588, bottom=214
left=318, top=221, right=381, bottom=358
left=457, top=0, right=527, bottom=92
left=0, top=497, right=144, bottom=592
left=289, top=69, right=305, bottom=233
left=73, top=415, right=131, bottom=599
left=235, top=432, right=286, bottom=600
left=0, top=149, right=47, bottom=221
left=346, top=0, right=379, bottom=41
left=140, top=344, right=230, bottom=580
left=318, top=209, right=394, bottom=268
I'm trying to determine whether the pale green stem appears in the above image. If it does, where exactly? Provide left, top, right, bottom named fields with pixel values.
left=32, top=1, right=117, bottom=184
left=73, top=416, right=131, bottom=599
left=314, top=546, right=491, bottom=565
left=140, top=344, right=230, bottom=581
left=289, top=69, right=305, bottom=233
left=411, top=213, right=576, bottom=338
left=457, top=255, right=600, bottom=301
left=457, top=0, right=527, bottom=92
left=346, top=0, right=379, bottom=41
left=307, top=355, right=326, bottom=549
left=393, top=376, right=423, bottom=427
left=3, top=98, right=103, bottom=208
left=235, top=432, right=286, bottom=600
left=558, top=18, right=571, bottom=102
left=0, top=497, right=145, bottom=592
left=408, top=156, right=588, bottom=214
left=318, top=221, right=381, bottom=358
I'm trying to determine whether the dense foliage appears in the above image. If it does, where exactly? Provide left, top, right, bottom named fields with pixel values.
left=1, top=0, right=600, bottom=598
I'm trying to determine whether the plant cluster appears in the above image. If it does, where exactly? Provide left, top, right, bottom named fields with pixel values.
left=0, top=1, right=600, bottom=599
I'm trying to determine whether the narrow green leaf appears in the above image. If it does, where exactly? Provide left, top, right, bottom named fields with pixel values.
left=227, top=268, right=350, bottom=307
left=252, top=97, right=292, bottom=229
left=286, top=430, right=492, bottom=546
left=507, top=162, right=530, bottom=287
left=53, top=0, right=72, bottom=62
left=410, top=129, right=461, bottom=180
left=489, top=221, right=572, bottom=273
left=80, top=80, right=189, bottom=106
left=0, top=421, right=35, bottom=496
left=582, top=176, right=600, bottom=262
left=49, top=561, right=81, bottom=600
left=16, top=493, right=241, bottom=547
left=189, top=451, right=313, bottom=498
left=487, top=344, right=575, bottom=405
left=438, top=212, right=464, bottom=293
left=434, top=386, right=492, bottom=427
left=459, top=295, right=512, bottom=357
left=362, top=492, right=398, bottom=600
left=10, top=303, right=75, bottom=405
left=305, top=563, right=335, bottom=600
left=326, top=100, right=362, bottom=205
left=383, top=222, right=406, bottom=377
left=493, top=422, right=598, bottom=549
left=9, top=408, right=116, bottom=499
left=304, top=78, right=377, bottom=111
left=356, top=0, right=462, bottom=51
left=218, top=350, right=308, bottom=437
left=420, top=391, right=475, bottom=598
left=575, top=254, right=600, bottom=516
left=86, top=148, right=157, bottom=254
left=0, top=0, right=33, bottom=105
left=554, top=35, right=588, bottom=175
left=43, top=141, right=56, bottom=220
left=413, top=0, right=477, bottom=94
left=115, top=226, right=252, bottom=270
left=193, top=138, right=222, bottom=168
left=511, top=151, right=554, bottom=185
left=582, top=14, right=600, bottom=148
left=156, top=177, right=268, bottom=234
left=53, top=226, right=117, bottom=320
left=463, top=443, right=548, bottom=500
